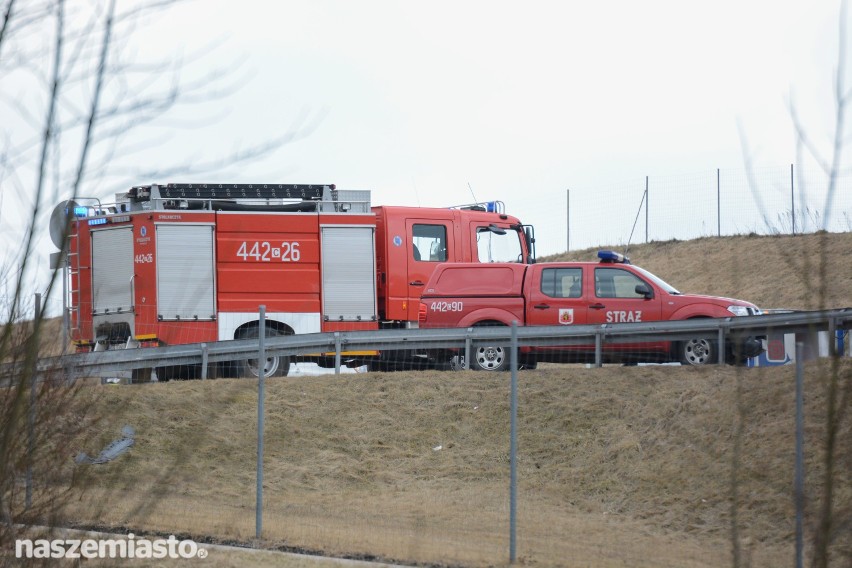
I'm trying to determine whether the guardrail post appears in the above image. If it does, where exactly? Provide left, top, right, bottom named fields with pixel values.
left=200, top=343, right=208, bottom=379
left=828, top=318, right=837, bottom=357
left=465, top=331, right=472, bottom=370
left=594, top=330, right=602, bottom=368
left=718, top=325, right=726, bottom=365
left=334, top=332, right=341, bottom=375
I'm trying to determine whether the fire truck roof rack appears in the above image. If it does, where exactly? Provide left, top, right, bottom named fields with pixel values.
left=122, top=183, right=371, bottom=213
left=448, top=200, right=505, bottom=214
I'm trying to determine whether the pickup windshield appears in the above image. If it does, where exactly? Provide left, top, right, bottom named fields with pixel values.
left=632, top=265, right=681, bottom=294
left=476, top=226, right=523, bottom=263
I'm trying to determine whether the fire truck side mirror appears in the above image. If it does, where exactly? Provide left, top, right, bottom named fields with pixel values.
left=635, top=283, right=653, bottom=299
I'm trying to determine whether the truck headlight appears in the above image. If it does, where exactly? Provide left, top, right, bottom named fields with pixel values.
left=727, top=305, right=750, bottom=317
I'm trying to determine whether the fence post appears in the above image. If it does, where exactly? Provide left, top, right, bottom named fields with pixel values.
left=794, top=342, right=805, bottom=568
left=256, top=305, right=266, bottom=539
left=645, top=176, right=649, bottom=243
left=25, top=292, right=41, bottom=512
left=334, top=332, right=341, bottom=375
left=717, top=326, right=726, bottom=365
left=717, top=168, right=721, bottom=237
left=791, top=163, right=796, bottom=235
left=509, top=321, right=518, bottom=564
left=566, top=189, right=570, bottom=252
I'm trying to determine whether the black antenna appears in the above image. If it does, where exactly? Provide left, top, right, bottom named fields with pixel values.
left=467, top=182, right=479, bottom=204
left=625, top=187, right=647, bottom=259
left=412, top=177, right=421, bottom=207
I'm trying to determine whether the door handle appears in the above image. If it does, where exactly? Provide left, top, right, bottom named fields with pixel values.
left=590, top=303, right=606, bottom=310
left=534, top=304, right=550, bottom=310
left=409, top=280, right=424, bottom=286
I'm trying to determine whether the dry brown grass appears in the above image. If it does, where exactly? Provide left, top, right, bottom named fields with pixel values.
left=46, top=359, right=850, bottom=567
left=5, top=232, right=850, bottom=566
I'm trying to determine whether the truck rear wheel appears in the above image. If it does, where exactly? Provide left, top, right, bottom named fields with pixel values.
left=235, top=326, right=290, bottom=378
left=679, top=337, right=717, bottom=366
left=472, top=345, right=509, bottom=372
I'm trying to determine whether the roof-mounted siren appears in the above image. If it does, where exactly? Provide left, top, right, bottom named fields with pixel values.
left=598, top=250, right=630, bottom=264
left=454, top=200, right=505, bottom=213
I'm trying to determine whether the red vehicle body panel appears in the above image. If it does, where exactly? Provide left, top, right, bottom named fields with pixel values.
left=420, top=261, right=761, bottom=364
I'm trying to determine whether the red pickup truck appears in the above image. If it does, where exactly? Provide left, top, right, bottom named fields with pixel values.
left=418, top=251, right=764, bottom=370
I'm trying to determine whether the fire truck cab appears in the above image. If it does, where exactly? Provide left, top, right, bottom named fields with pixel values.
left=56, top=184, right=533, bottom=378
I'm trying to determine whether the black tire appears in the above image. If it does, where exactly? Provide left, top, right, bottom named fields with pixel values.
left=471, top=344, right=509, bottom=372
left=235, top=326, right=290, bottom=378
left=679, top=337, right=717, bottom=366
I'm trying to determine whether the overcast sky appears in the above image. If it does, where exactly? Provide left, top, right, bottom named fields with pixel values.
left=135, top=0, right=843, bottom=247
left=2, top=0, right=848, bottom=314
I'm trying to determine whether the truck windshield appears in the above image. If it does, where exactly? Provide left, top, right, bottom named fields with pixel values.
left=476, top=226, right=523, bottom=263
left=632, top=265, right=681, bottom=295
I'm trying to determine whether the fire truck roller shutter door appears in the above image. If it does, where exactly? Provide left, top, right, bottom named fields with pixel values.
left=155, top=224, right=216, bottom=321
left=91, top=226, right=135, bottom=348
left=321, top=226, right=377, bottom=322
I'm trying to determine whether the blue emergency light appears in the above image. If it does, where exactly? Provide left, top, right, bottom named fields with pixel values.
left=485, top=201, right=497, bottom=213
left=598, top=250, right=630, bottom=264
left=72, top=206, right=88, bottom=217
left=87, top=217, right=108, bottom=226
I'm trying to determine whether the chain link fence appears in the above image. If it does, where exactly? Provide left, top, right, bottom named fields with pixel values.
left=533, top=164, right=852, bottom=255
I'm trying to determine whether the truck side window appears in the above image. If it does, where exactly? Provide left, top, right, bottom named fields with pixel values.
left=412, top=224, right=447, bottom=262
left=476, top=226, right=522, bottom=263
left=541, top=268, right=582, bottom=298
left=595, top=268, right=646, bottom=299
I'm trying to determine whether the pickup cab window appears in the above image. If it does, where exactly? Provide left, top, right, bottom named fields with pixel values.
left=595, top=267, right=648, bottom=299
left=541, top=268, right=582, bottom=298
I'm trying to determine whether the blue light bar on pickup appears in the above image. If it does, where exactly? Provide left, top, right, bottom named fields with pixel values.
left=598, top=250, right=630, bottom=264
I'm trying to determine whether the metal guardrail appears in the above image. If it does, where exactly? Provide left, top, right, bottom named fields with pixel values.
left=1, top=308, right=850, bottom=382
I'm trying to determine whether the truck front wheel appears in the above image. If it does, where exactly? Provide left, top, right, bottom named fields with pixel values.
left=679, top=337, right=717, bottom=366
left=472, top=345, right=509, bottom=372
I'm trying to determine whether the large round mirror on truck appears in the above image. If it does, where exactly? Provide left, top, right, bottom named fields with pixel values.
left=49, top=199, right=81, bottom=249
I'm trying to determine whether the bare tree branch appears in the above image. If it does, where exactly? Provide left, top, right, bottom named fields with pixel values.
left=0, top=0, right=16, bottom=59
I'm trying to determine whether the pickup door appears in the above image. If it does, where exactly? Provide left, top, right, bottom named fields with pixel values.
left=525, top=264, right=665, bottom=358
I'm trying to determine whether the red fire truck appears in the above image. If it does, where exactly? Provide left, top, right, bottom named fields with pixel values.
left=57, top=183, right=534, bottom=378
